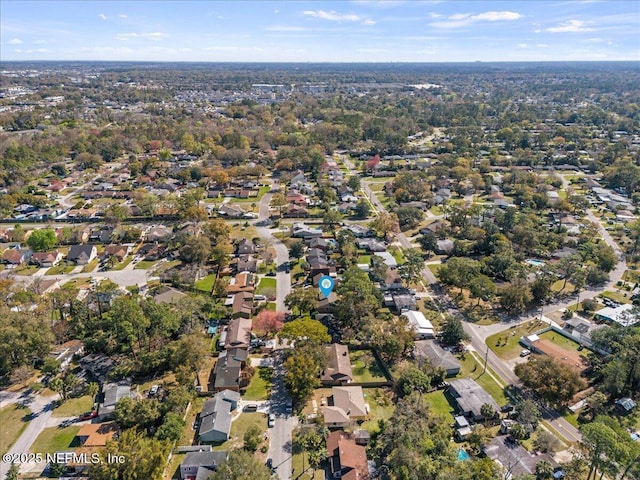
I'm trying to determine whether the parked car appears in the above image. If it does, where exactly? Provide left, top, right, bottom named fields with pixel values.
left=79, top=411, right=97, bottom=421
left=520, top=349, right=531, bottom=357
left=268, top=413, right=276, bottom=428
left=149, top=385, right=159, bottom=397
left=244, top=404, right=258, bottom=412
left=285, top=400, right=293, bottom=414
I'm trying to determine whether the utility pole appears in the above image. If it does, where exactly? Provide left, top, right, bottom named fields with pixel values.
left=483, top=344, right=489, bottom=375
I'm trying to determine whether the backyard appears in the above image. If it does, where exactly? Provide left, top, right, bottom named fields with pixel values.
left=538, top=330, right=591, bottom=355
left=349, top=350, right=388, bottom=383
left=423, top=390, right=456, bottom=424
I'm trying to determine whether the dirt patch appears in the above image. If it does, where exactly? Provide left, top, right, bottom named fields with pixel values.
left=534, top=339, right=588, bottom=374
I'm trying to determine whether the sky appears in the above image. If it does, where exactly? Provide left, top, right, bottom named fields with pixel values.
left=1, top=0, right=639, bottom=62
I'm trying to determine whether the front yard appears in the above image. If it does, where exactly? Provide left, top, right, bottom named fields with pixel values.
left=52, top=394, right=95, bottom=418
left=30, top=425, right=80, bottom=454
left=213, top=412, right=268, bottom=453
left=0, top=404, right=30, bottom=455
left=486, top=320, right=544, bottom=360
left=243, top=367, right=273, bottom=401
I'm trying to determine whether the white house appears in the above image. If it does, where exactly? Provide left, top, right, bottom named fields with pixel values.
left=403, top=310, right=434, bottom=339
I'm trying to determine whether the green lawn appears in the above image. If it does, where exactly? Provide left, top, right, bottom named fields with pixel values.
left=0, top=404, right=30, bottom=455
left=134, top=259, right=158, bottom=270
left=243, top=367, right=273, bottom=401
left=112, top=256, right=134, bottom=271
left=428, top=263, right=443, bottom=276
left=154, top=259, right=182, bottom=274
left=538, top=331, right=591, bottom=355
left=256, top=277, right=277, bottom=295
left=179, top=396, right=205, bottom=446
left=194, top=274, right=217, bottom=293
left=486, top=320, right=543, bottom=360
left=389, top=247, right=405, bottom=265
left=52, top=395, right=95, bottom=418
left=46, top=264, right=75, bottom=275
left=360, top=388, right=395, bottom=433
left=622, top=269, right=640, bottom=284
left=291, top=453, right=324, bottom=480
left=213, top=412, right=267, bottom=451
left=81, top=258, right=100, bottom=273
left=349, top=350, right=387, bottom=383
left=14, top=265, right=40, bottom=275
left=424, top=390, right=456, bottom=423
left=266, top=302, right=276, bottom=311
left=457, top=353, right=508, bottom=406
left=357, top=255, right=372, bottom=264
left=30, top=425, right=80, bottom=454
left=600, top=290, right=632, bottom=304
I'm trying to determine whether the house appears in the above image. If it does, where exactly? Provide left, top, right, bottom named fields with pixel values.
left=357, top=239, right=386, bottom=252
left=615, top=397, right=637, bottom=413
left=326, top=431, right=370, bottom=480
left=546, top=190, right=560, bottom=204
left=213, top=348, right=247, bottom=392
left=403, top=311, right=434, bottom=339
left=324, top=386, right=368, bottom=428
left=78, top=353, right=115, bottom=382
left=146, top=225, right=173, bottom=242
left=391, top=294, right=416, bottom=314
left=448, top=378, right=500, bottom=422
left=484, top=436, right=557, bottom=477
left=98, top=381, right=135, bottom=419
left=49, top=340, right=84, bottom=370
left=226, top=272, right=255, bottom=294
left=435, top=239, right=455, bottom=255
left=76, top=422, right=118, bottom=448
left=236, top=238, right=255, bottom=255
left=374, top=252, right=397, bottom=268
left=321, top=344, right=353, bottom=386
left=286, top=192, right=309, bottom=206
left=307, top=237, right=329, bottom=251
left=33, top=278, right=61, bottom=295
left=231, top=292, right=253, bottom=319
left=153, top=286, right=188, bottom=305
left=218, top=204, right=245, bottom=218
left=283, top=205, right=309, bottom=218
left=2, top=248, right=30, bottom=266
left=102, top=244, right=130, bottom=262
left=595, top=304, right=639, bottom=327
left=67, top=245, right=97, bottom=265
left=342, top=224, right=372, bottom=238
left=198, top=392, right=237, bottom=443
left=292, top=223, right=323, bottom=238
left=225, top=317, right=252, bottom=349
left=180, top=451, right=229, bottom=480
left=233, top=254, right=258, bottom=274
left=31, top=250, right=63, bottom=267
left=318, top=292, right=338, bottom=314
left=414, top=340, right=461, bottom=377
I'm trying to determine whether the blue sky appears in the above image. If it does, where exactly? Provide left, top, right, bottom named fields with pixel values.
left=1, top=1, right=639, bottom=62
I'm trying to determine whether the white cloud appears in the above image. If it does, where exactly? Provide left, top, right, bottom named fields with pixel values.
left=517, top=43, right=528, bottom=48
left=99, top=13, right=107, bottom=20
left=428, top=12, right=443, bottom=19
left=546, top=19, right=594, bottom=33
left=32, top=39, right=48, bottom=45
left=115, top=32, right=166, bottom=41
left=361, top=19, right=376, bottom=26
left=274, top=9, right=279, bottom=13
left=430, top=10, right=522, bottom=29
left=119, top=14, right=128, bottom=19
left=264, top=25, right=307, bottom=32
left=303, top=10, right=362, bottom=22
left=8, top=38, right=23, bottom=45
left=536, top=43, right=549, bottom=48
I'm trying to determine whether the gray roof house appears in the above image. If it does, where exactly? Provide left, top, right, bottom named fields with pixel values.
left=414, top=340, right=461, bottom=377
left=67, top=245, right=97, bottom=265
left=198, top=395, right=234, bottom=443
left=448, top=378, right=500, bottom=422
left=180, top=451, right=229, bottom=480
left=321, top=344, right=353, bottom=386
left=98, top=381, right=135, bottom=419
left=213, top=348, right=247, bottom=392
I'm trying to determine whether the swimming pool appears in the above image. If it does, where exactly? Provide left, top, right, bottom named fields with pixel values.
left=457, top=449, right=470, bottom=461
left=525, top=259, right=545, bottom=267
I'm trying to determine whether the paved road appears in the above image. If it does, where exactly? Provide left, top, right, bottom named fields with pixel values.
left=267, top=350, right=296, bottom=480
left=254, top=191, right=291, bottom=313
left=11, top=268, right=155, bottom=288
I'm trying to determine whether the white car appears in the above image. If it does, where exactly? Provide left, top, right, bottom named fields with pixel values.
left=520, top=349, right=531, bottom=357
left=268, top=414, right=275, bottom=428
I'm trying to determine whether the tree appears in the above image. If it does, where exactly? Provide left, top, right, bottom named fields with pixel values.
left=27, top=228, right=57, bottom=251
left=514, top=356, right=586, bottom=407
left=279, top=318, right=330, bottom=345
left=243, top=424, right=262, bottom=452
left=270, top=193, right=287, bottom=217
left=293, top=424, right=328, bottom=472
left=535, top=459, right=554, bottom=480
left=533, top=431, right=561, bottom=454
left=586, top=391, right=608, bottom=418
left=104, top=204, right=130, bottom=226
left=49, top=372, right=81, bottom=401
left=467, top=425, right=492, bottom=455
left=289, top=240, right=304, bottom=260
left=209, top=450, right=271, bottom=480
left=558, top=254, right=581, bottom=291
left=469, top=274, right=497, bottom=305
left=580, top=421, right=620, bottom=480
left=510, top=423, right=527, bottom=442
left=347, top=175, right=361, bottom=191
left=395, top=364, right=432, bottom=397
left=179, top=235, right=211, bottom=265
left=500, top=281, right=533, bottom=314
left=335, top=265, right=381, bottom=340
left=284, top=290, right=319, bottom=317
left=398, top=248, right=424, bottom=286
left=438, top=257, right=481, bottom=293
left=481, top=403, right=496, bottom=423
left=395, top=206, right=424, bottom=230
left=354, top=199, right=371, bottom=219
left=89, top=429, right=169, bottom=480
left=441, top=316, right=469, bottom=346
left=418, top=232, right=437, bottom=256
left=370, top=315, right=414, bottom=364
left=252, top=310, right=285, bottom=337
left=516, top=399, right=540, bottom=431
left=86, top=382, right=99, bottom=401
left=40, top=357, right=61, bottom=377
left=6, top=463, right=19, bottom=480
left=369, top=212, right=400, bottom=239
left=323, top=209, right=343, bottom=229
left=284, top=350, right=321, bottom=405
left=155, top=412, right=185, bottom=442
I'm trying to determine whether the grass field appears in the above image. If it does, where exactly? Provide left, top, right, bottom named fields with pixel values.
left=424, top=390, right=456, bottom=423
left=178, top=397, right=205, bottom=446
left=194, top=274, right=217, bottom=293
left=46, top=264, right=75, bottom=275
left=52, top=395, right=94, bottom=418
left=30, top=425, right=80, bottom=454
left=154, top=259, right=182, bottom=274
left=81, top=258, right=100, bottom=273
left=622, top=269, right=640, bottom=284
left=457, top=353, right=508, bottom=406
left=538, top=331, right=590, bottom=355
left=349, top=350, right=387, bottom=383
left=112, top=256, right=134, bottom=271
left=360, top=388, right=395, bottom=433
left=291, top=453, right=324, bottom=480
left=486, top=320, right=544, bottom=360
left=213, top=412, right=267, bottom=451
left=243, top=367, right=273, bottom=401
left=256, top=277, right=277, bottom=295
left=600, top=290, right=632, bottom=304
left=134, top=259, right=158, bottom=270
left=0, top=404, right=30, bottom=455
left=14, top=265, right=40, bottom=275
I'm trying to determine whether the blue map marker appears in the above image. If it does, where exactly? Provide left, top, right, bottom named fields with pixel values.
left=319, top=275, right=335, bottom=298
